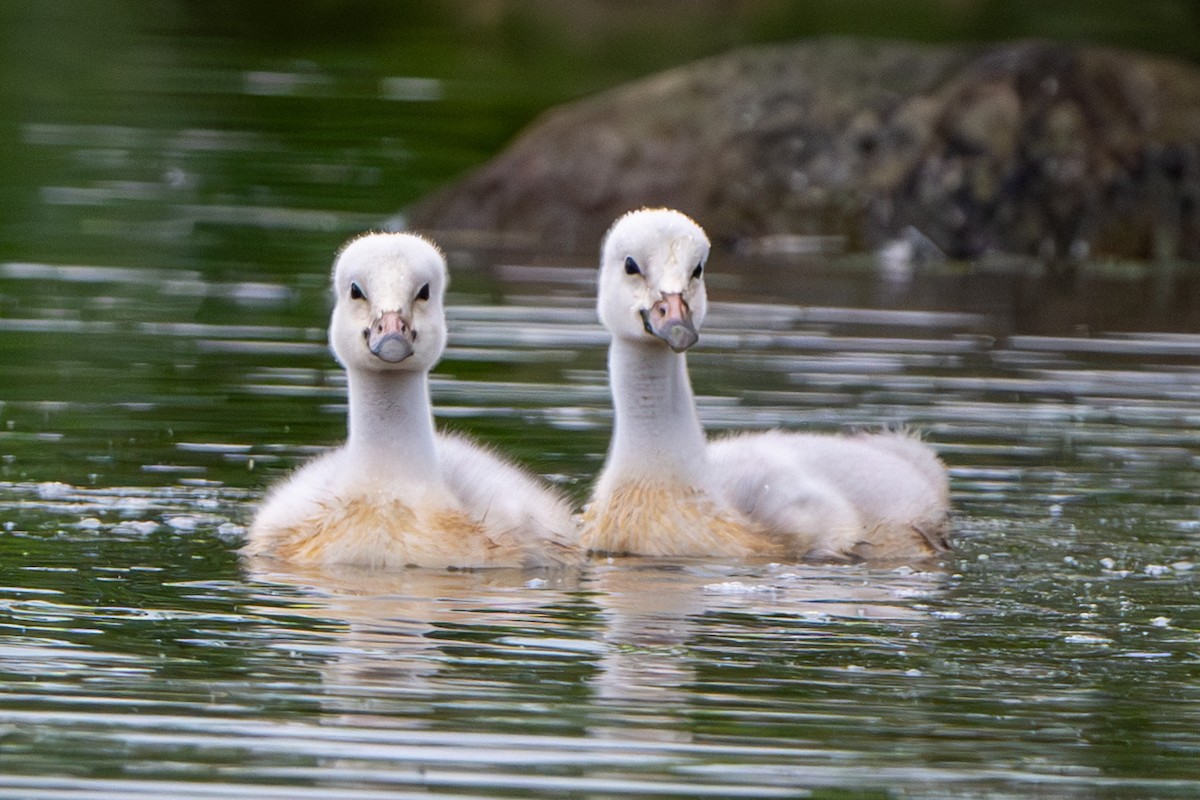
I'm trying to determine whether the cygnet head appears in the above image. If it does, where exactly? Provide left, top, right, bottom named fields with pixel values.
left=598, top=208, right=709, bottom=353
left=329, top=232, right=448, bottom=373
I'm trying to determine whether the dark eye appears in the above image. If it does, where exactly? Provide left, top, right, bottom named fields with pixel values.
left=692, top=263, right=704, bottom=280
left=624, top=256, right=641, bottom=276
left=349, top=282, right=365, bottom=300
left=416, top=283, right=430, bottom=301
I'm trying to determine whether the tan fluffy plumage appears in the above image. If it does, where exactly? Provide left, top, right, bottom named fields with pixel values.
left=245, top=233, right=578, bottom=569
left=580, top=481, right=782, bottom=558
left=585, top=209, right=951, bottom=563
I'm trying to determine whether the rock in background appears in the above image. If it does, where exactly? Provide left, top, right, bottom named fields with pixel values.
left=405, top=38, right=1200, bottom=262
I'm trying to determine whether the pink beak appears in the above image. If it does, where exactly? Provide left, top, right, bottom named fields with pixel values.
left=368, top=311, right=415, bottom=362
left=641, top=293, right=698, bottom=352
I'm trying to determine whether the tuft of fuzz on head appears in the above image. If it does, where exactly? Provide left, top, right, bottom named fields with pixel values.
left=597, top=208, right=711, bottom=348
left=328, top=232, right=450, bottom=373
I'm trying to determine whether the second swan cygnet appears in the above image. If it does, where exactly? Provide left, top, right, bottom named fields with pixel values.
left=244, top=233, right=577, bottom=569
left=580, top=208, right=951, bottom=563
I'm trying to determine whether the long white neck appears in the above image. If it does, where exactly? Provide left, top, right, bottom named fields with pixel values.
left=344, top=368, right=441, bottom=485
left=600, top=337, right=709, bottom=489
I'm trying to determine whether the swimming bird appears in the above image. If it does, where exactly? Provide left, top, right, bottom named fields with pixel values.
left=580, top=208, right=950, bottom=563
left=245, top=233, right=578, bottom=569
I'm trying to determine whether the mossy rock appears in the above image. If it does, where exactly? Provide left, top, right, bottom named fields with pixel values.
left=406, top=38, right=1200, bottom=261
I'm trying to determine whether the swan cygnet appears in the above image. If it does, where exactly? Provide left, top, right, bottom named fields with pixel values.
left=244, top=233, right=578, bottom=569
left=580, top=208, right=951, bottom=563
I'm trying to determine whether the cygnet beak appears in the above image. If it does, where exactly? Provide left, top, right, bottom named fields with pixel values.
left=640, top=293, right=698, bottom=352
left=368, top=310, right=415, bottom=362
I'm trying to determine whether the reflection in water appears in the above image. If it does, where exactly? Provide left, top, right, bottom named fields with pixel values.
left=1, top=13, right=1198, bottom=792
left=236, top=555, right=955, bottom=795
left=1, top=260, right=1198, bottom=797
left=243, top=560, right=588, bottom=717
left=585, top=558, right=947, bottom=747
left=1, top=248, right=1199, bottom=795
left=0, top=20, right=1195, bottom=800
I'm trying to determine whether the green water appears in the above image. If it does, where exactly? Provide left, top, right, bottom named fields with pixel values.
left=1, top=3, right=1199, bottom=798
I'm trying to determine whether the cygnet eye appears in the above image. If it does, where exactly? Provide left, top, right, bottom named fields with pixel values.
left=692, top=263, right=704, bottom=280
left=624, top=256, right=641, bottom=276
left=415, top=283, right=430, bottom=301
left=349, top=282, right=365, bottom=300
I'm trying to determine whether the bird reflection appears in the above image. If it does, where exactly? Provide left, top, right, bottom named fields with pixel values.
left=583, top=557, right=949, bottom=743
left=242, top=553, right=950, bottom=750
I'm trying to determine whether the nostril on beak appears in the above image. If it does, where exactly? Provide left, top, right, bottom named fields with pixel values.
left=372, top=316, right=408, bottom=335
left=368, top=311, right=416, bottom=362
left=653, top=295, right=688, bottom=320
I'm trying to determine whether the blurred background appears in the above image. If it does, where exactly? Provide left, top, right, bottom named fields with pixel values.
left=3, top=0, right=1200, bottom=272
left=0, top=5, right=1198, bottom=798
left=1, top=0, right=1199, bottom=486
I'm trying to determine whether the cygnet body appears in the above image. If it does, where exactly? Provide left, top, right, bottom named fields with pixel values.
left=580, top=209, right=950, bottom=562
left=245, top=233, right=577, bottom=569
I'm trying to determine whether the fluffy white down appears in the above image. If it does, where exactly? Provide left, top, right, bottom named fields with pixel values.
left=250, top=433, right=575, bottom=564
left=245, top=232, right=577, bottom=568
left=436, top=433, right=574, bottom=547
left=583, top=208, right=951, bottom=562
left=707, top=430, right=949, bottom=558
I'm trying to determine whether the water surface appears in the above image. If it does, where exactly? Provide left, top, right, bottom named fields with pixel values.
left=1, top=5, right=1199, bottom=798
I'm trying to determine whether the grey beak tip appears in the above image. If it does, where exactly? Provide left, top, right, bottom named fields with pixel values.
left=369, top=333, right=414, bottom=363
left=667, top=326, right=699, bottom=352
left=642, top=306, right=699, bottom=352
